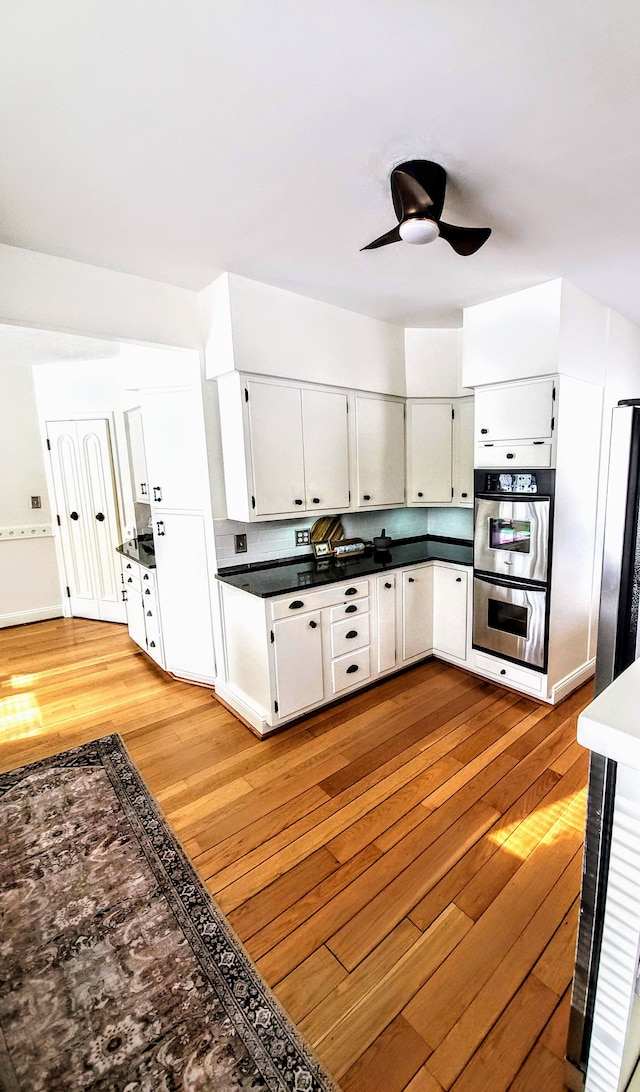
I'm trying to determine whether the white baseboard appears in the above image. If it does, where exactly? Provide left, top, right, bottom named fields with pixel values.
left=214, top=679, right=271, bottom=735
left=0, top=605, right=63, bottom=630
left=550, top=658, right=596, bottom=704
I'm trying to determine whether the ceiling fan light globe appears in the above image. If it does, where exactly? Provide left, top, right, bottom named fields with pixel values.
left=398, top=218, right=440, bottom=245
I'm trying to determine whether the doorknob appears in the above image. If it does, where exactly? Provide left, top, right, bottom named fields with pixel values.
left=95, top=512, right=105, bottom=522
left=70, top=511, right=79, bottom=520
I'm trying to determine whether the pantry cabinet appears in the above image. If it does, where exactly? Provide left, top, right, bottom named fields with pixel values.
left=353, top=393, right=405, bottom=509
left=141, top=387, right=210, bottom=511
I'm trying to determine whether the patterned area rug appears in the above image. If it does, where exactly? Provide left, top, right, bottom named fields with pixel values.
left=0, top=735, right=337, bottom=1092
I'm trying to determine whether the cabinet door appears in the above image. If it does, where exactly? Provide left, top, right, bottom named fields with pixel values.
left=354, top=395, right=405, bottom=507
left=407, top=401, right=453, bottom=505
left=302, top=388, right=350, bottom=512
left=453, top=397, right=474, bottom=506
left=433, top=566, right=468, bottom=661
left=401, top=566, right=433, bottom=662
left=474, top=378, right=555, bottom=442
left=153, top=512, right=215, bottom=682
left=142, top=388, right=209, bottom=510
left=375, top=573, right=397, bottom=674
left=247, top=381, right=306, bottom=516
left=125, top=407, right=149, bottom=502
left=124, top=579, right=147, bottom=652
left=273, top=611, right=324, bottom=718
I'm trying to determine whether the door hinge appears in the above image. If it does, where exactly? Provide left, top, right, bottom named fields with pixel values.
left=452, top=407, right=455, bottom=419
left=46, top=438, right=51, bottom=450
left=66, top=585, right=71, bottom=598
left=56, top=514, right=61, bottom=526
left=348, top=489, right=351, bottom=503
left=244, top=388, right=249, bottom=402
left=552, top=386, right=556, bottom=401
left=551, top=416, right=555, bottom=431
left=451, top=487, right=454, bottom=498
left=274, top=699, right=279, bottom=714
left=251, top=495, right=256, bottom=509
left=270, top=629, right=274, bottom=643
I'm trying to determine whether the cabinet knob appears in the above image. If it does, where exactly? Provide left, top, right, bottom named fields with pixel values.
left=384, top=582, right=392, bottom=589
left=70, top=511, right=79, bottom=521
left=417, top=491, right=423, bottom=498
left=456, top=577, right=462, bottom=583
left=289, top=599, right=305, bottom=609
left=346, top=664, right=359, bottom=674
left=506, top=452, right=515, bottom=460
left=408, top=577, right=415, bottom=583
left=147, top=610, right=152, bottom=617
left=345, top=604, right=357, bottom=613
left=480, top=428, right=488, bottom=435
left=346, top=630, right=358, bottom=639
left=312, top=498, right=320, bottom=504
left=309, top=620, right=318, bottom=629
left=363, top=494, right=371, bottom=501
left=294, top=498, right=303, bottom=505
left=344, top=587, right=358, bottom=596
left=149, top=640, right=156, bottom=648
left=95, top=512, right=105, bottom=522
left=461, top=492, right=468, bottom=498
left=500, top=669, right=506, bottom=675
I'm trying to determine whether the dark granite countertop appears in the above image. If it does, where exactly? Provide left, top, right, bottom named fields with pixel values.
left=116, top=535, right=156, bottom=569
left=216, top=535, right=473, bottom=598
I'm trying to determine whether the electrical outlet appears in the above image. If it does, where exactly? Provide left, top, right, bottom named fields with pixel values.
left=295, top=529, right=310, bottom=546
left=234, top=533, right=247, bottom=554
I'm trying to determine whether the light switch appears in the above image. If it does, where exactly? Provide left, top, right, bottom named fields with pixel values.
left=31, top=496, right=42, bottom=509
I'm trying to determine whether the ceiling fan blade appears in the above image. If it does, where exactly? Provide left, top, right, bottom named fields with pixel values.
left=438, top=222, right=491, bottom=256
left=392, top=160, right=447, bottom=221
left=360, top=225, right=402, bottom=251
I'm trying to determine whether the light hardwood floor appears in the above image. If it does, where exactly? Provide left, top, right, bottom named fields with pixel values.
left=0, top=617, right=592, bottom=1091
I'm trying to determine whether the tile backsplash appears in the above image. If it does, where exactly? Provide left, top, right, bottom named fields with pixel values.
left=214, top=506, right=473, bottom=568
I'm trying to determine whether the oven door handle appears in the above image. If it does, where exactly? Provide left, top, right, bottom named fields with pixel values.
left=475, top=493, right=552, bottom=502
left=473, top=571, right=546, bottom=592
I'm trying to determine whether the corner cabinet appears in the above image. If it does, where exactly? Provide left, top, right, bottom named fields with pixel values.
left=352, top=393, right=405, bottom=509
left=217, top=374, right=350, bottom=521
left=217, top=559, right=470, bottom=736
left=406, top=396, right=474, bottom=508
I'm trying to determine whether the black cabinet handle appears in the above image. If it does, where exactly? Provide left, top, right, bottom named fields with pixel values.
left=143, top=573, right=149, bottom=581
left=345, top=604, right=357, bottom=613
left=153, top=486, right=162, bottom=502
left=363, top=494, right=371, bottom=501
left=408, top=577, right=415, bottom=583
left=146, top=609, right=152, bottom=617
left=506, top=453, right=515, bottom=460
left=417, top=491, right=423, bottom=498
left=500, top=669, right=506, bottom=675
left=346, top=630, right=358, bottom=639
left=95, top=512, right=105, bottom=522
left=344, top=587, right=358, bottom=596
left=149, top=640, right=156, bottom=648
left=145, top=588, right=151, bottom=596
left=156, top=521, right=165, bottom=536
left=346, top=664, right=359, bottom=674
left=533, top=441, right=544, bottom=445
left=309, top=620, right=317, bottom=629
left=294, top=499, right=303, bottom=505
left=384, top=582, right=392, bottom=589
left=70, top=511, right=79, bottom=520
left=483, top=443, right=494, bottom=447
left=480, top=428, right=488, bottom=434
left=127, top=576, right=133, bottom=583
left=456, top=577, right=462, bottom=583
left=140, top=482, right=147, bottom=495
left=289, top=600, right=304, bottom=610
left=312, top=498, right=320, bottom=504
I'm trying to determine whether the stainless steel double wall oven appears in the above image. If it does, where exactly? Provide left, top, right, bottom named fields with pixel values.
left=473, top=469, right=555, bottom=670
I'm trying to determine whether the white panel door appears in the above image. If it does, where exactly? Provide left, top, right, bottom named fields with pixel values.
left=401, top=566, right=434, bottom=662
left=142, top=387, right=209, bottom=510
left=272, top=611, right=324, bottom=719
left=407, top=401, right=453, bottom=505
left=452, top=397, right=474, bottom=506
left=302, top=387, right=350, bottom=512
left=355, top=395, right=405, bottom=508
left=247, top=381, right=306, bottom=516
left=375, top=573, right=397, bottom=674
left=152, top=511, right=215, bottom=682
left=47, top=419, right=125, bottom=623
left=474, top=378, right=555, bottom=442
left=433, top=566, right=468, bottom=661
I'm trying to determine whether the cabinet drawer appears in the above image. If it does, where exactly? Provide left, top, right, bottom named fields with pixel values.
left=331, top=647, right=371, bottom=694
left=473, top=650, right=545, bottom=694
left=329, top=597, right=370, bottom=623
left=271, top=580, right=369, bottom=619
left=331, top=613, right=370, bottom=658
left=475, top=442, right=552, bottom=468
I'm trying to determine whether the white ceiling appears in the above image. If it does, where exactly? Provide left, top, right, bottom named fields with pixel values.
left=2, top=0, right=640, bottom=328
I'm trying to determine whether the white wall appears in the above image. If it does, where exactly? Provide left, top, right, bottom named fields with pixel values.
left=0, top=243, right=201, bottom=348
left=202, top=272, right=407, bottom=395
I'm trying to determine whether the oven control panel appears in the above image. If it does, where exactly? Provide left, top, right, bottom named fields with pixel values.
left=485, top=473, right=538, bottom=493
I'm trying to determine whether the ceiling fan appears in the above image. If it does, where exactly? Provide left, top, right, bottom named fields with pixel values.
left=362, top=159, right=491, bottom=256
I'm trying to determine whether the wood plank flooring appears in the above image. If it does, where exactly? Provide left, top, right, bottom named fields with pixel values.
left=0, top=617, right=592, bottom=1090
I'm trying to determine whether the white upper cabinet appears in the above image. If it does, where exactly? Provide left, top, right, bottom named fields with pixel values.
left=218, top=374, right=350, bottom=521
left=406, top=400, right=453, bottom=505
left=353, top=394, right=405, bottom=509
left=452, top=397, right=474, bottom=506
left=141, top=387, right=209, bottom=511
left=125, top=407, right=149, bottom=503
left=474, top=377, right=555, bottom=443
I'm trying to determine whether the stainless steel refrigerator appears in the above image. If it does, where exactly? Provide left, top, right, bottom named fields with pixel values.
left=567, top=399, right=640, bottom=1087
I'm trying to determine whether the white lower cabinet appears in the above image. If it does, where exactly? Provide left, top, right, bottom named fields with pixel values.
left=153, top=512, right=216, bottom=684
left=374, top=573, right=398, bottom=674
left=121, top=559, right=164, bottom=667
left=402, top=566, right=434, bottom=662
left=433, top=566, right=469, bottom=662
left=272, top=611, right=324, bottom=719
